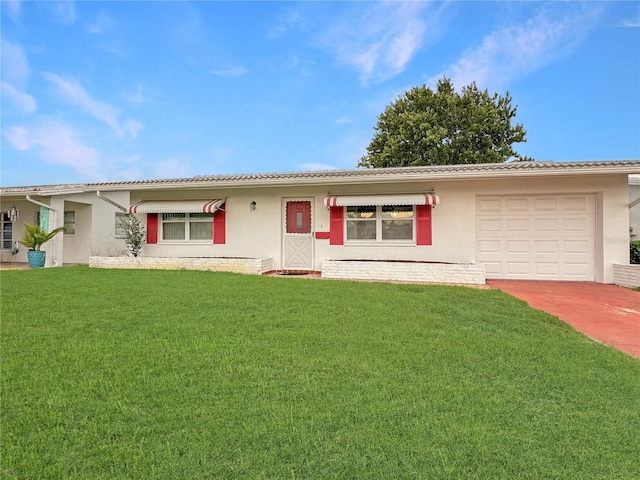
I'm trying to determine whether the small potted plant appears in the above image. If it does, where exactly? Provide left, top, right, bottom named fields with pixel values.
left=19, top=222, right=66, bottom=268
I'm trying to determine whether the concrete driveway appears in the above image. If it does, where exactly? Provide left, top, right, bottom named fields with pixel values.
left=487, top=280, right=640, bottom=359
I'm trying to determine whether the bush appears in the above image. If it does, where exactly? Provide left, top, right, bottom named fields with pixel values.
left=631, top=241, right=640, bottom=264
left=118, top=214, right=145, bottom=257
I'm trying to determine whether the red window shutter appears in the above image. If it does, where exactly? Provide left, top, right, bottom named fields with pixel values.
left=416, top=205, right=432, bottom=246
left=329, top=206, right=344, bottom=245
left=213, top=207, right=226, bottom=244
left=147, top=213, right=158, bottom=244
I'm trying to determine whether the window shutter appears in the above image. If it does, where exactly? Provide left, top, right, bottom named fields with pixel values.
left=213, top=206, right=226, bottom=244
left=147, top=213, right=158, bottom=244
left=329, top=206, right=344, bottom=245
left=416, top=205, right=432, bottom=246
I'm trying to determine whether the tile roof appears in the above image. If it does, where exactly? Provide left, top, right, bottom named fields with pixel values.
left=1, top=160, right=639, bottom=194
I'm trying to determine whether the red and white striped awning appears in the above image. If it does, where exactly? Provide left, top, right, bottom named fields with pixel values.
left=128, top=199, right=225, bottom=214
left=324, top=193, right=439, bottom=208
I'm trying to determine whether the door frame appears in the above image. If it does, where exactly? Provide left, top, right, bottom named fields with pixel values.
left=281, top=197, right=314, bottom=270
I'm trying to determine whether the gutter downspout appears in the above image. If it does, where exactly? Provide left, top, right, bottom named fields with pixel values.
left=25, top=195, right=61, bottom=266
left=96, top=191, right=128, bottom=212
left=630, top=197, right=640, bottom=209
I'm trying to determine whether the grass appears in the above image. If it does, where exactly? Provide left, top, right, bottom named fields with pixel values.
left=2, top=266, right=639, bottom=479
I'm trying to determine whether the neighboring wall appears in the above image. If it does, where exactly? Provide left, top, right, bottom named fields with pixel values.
left=631, top=175, right=640, bottom=240
left=63, top=191, right=131, bottom=263
left=0, top=191, right=130, bottom=265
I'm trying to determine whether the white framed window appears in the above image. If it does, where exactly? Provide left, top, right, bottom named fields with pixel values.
left=346, top=205, right=414, bottom=243
left=64, top=211, right=76, bottom=235
left=1, top=213, right=12, bottom=249
left=161, top=213, right=213, bottom=242
left=115, top=212, right=128, bottom=238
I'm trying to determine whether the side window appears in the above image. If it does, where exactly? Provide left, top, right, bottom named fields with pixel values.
left=1, top=213, right=12, bottom=249
left=115, top=212, right=128, bottom=238
left=64, top=211, right=76, bottom=235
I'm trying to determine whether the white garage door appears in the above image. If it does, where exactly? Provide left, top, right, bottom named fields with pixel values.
left=476, top=195, right=596, bottom=281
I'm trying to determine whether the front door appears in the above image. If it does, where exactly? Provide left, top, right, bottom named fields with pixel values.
left=283, top=199, right=313, bottom=270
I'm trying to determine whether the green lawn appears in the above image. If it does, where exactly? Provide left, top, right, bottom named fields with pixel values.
left=2, top=266, right=639, bottom=479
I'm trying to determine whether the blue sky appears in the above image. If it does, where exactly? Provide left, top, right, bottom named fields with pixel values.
left=1, top=1, right=639, bottom=187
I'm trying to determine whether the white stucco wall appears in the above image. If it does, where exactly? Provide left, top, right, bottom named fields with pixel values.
left=61, top=191, right=131, bottom=263
left=127, top=173, right=630, bottom=283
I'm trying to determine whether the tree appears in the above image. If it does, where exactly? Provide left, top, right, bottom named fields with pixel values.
left=118, top=214, right=145, bottom=257
left=359, top=78, right=532, bottom=168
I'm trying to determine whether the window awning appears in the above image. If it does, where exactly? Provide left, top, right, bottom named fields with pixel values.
left=324, top=193, right=439, bottom=208
left=128, top=199, right=225, bottom=214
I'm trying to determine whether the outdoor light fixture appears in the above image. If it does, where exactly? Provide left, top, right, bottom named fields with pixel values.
left=250, top=201, right=257, bottom=212
left=8, top=204, right=19, bottom=221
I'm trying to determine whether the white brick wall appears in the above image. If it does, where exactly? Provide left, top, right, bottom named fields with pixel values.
left=321, top=260, right=486, bottom=285
left=612, top=264, right=640, bottom=288
left=89, top=256, right=273, bottom=275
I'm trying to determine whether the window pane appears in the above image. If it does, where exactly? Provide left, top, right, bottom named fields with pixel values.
left=190, top=221, right=212, bottom=240
left=115, top=213, right=127, bottom=237
left=189, top=213, right=213, bottom=220
left=382, top=205, right=413, bottom=219
left=346, top=206, right=376, bottom=219
left=162, top=213, right=186, bottom=221
left=64, top=211, right=76, bottom=235
left=347, top=220, right=376, bottom=240
left=382, top=220, right=413, bottom=240
left=163, top=222, right=185, bottom=240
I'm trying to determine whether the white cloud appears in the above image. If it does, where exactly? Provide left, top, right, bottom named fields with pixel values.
left=1, top=39, right=30, bottom=87
left=48, top=0, right=77, bottom=25
left=43, top=72, right=141, bottom=140
left=618, top=11, right=640, bottom=28
left=211, top=66, right=249, bottom=78
left=4, top=0, right=21, bottom=24
left=43, top=72, right=121, bottom=131
left=1, top=82, right=36, bottom=113
left=86, top=10, right=114, bottom=34
left=123, top=119, right=144, bottom=140
left=432, top=3, right=605, bottom=91
left=4, top=126, right=30, bottom=150
left=125, top=84, right=149, bottom=106
left=4, top=122, right=103, bottom=179
left=318, top=2, right=433, bottom=84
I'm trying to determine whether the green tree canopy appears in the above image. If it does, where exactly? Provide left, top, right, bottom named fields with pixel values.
left=359, top=78, right=532, bottom=168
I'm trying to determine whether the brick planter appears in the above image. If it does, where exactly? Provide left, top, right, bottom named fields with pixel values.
left=89, top=256, right=273, bottom=275
left=612, top=264, right=640, bottom=288
left=321, top=259, right=486, bottom=285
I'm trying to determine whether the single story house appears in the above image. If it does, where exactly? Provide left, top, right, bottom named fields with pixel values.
left=1, top=160, right=639, bottom=284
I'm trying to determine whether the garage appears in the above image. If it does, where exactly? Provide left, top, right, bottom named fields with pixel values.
left=476, top=194, right=596, bottom=281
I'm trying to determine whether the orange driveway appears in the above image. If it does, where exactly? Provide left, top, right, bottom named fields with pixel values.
left=487, top=280, right=640, bottom=359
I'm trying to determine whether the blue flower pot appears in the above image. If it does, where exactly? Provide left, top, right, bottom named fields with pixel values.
left=27, top=250, right=46, bottom=268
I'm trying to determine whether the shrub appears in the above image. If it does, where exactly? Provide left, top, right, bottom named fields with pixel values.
left=631, top=241, right=640, bottom=264
left=118, top=214, right=145, bottom=257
